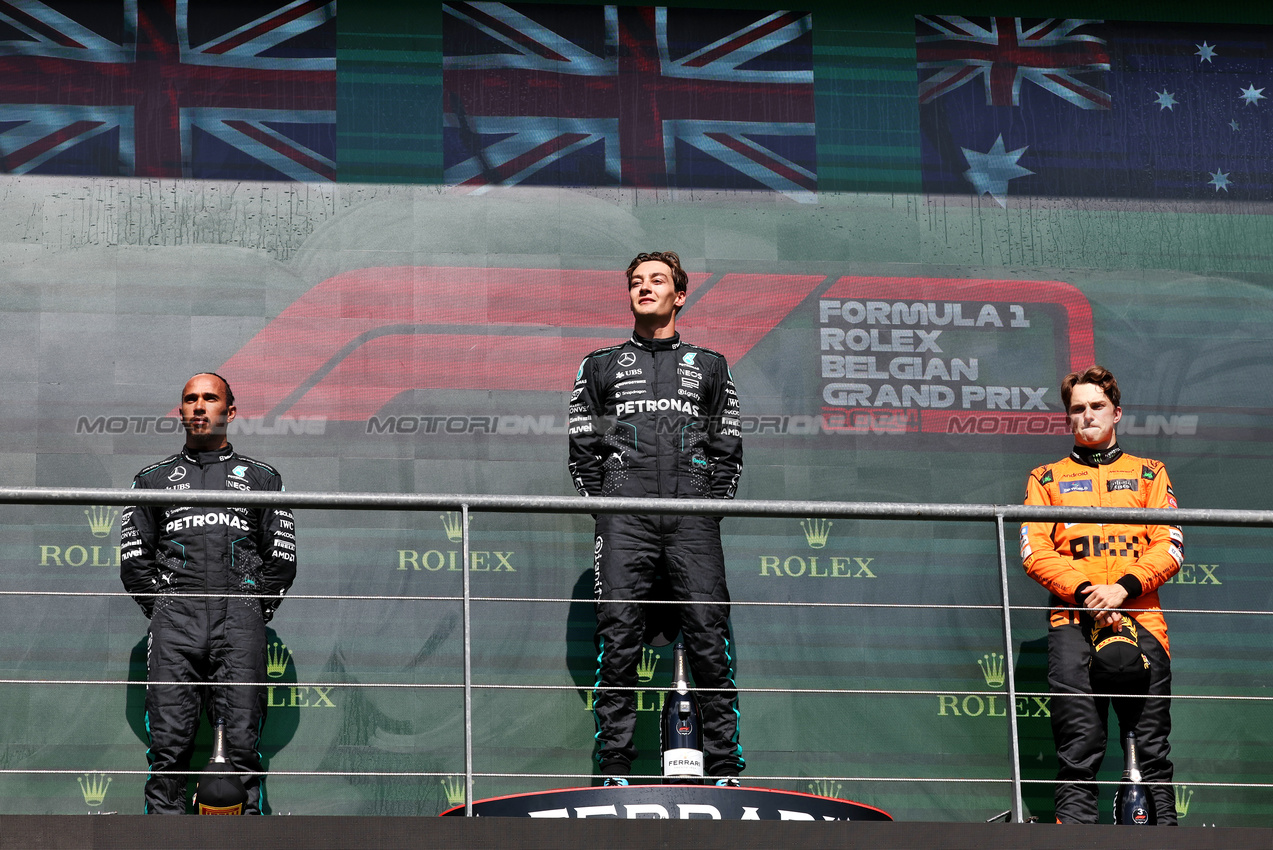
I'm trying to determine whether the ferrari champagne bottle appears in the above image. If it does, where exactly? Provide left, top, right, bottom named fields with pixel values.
left=1113, top=731, right=1156, bottom=825
left=661, top=644, right=704, bottom=784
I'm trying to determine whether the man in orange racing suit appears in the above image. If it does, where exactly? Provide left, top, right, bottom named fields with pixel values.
left=1020, top=365, right=1183, bottom=824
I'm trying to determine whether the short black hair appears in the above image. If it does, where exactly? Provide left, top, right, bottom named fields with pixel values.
left=186, top=372, right=235, bottom=406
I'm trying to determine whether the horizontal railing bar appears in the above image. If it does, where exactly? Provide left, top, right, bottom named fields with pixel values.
left=2, top=590, right=1262, bottom=618
left=2, top=487, right=1270, bottom=526
left=8, top=767, right=1267, bottom=790
left=0, top=590, right=999, bottom=612
left=0, top=591, right=1265, bottom=620
left=0, top=678, right=1264, bottom=702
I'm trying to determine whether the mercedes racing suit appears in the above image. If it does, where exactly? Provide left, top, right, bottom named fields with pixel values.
left=569, top=332, right=744, bottom=776
left=120, top=444, right=296, bottom=814
left=1021, top=443, right=1182, bottom=824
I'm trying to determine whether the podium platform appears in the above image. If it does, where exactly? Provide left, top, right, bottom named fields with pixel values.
left=439, top=784, right=893, bottom=820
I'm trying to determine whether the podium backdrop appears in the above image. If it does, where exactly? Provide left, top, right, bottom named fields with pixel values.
left=1, top=0, right=1272, bottom=827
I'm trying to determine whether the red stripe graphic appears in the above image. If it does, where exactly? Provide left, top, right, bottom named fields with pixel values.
left=215, top=269, right=1088, bottom=427
left=216, top=266, right=824, bottom=419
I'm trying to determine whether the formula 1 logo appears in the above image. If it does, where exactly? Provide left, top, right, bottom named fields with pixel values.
left=212, top=267, right=825, bottom=420
left=204, top=267, right=1095, bottom=441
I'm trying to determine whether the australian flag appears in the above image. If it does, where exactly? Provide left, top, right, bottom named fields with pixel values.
left=0, top=0, right=336, bottom=181
left=443, top=3, right=815, bottom=200
left=918, top=16, right=1273, bottom=204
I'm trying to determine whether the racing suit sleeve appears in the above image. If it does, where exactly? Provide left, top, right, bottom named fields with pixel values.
left=706, top=357, right=743, bottom=500
left=1118, top=462, right=1183, bottom=598
left=256, top=472, right=297, bottom=623
left=119, top=476, right=161, bottom=618
left=1020, top=470, right=1092, bottom=604
left=567, top=355, right=606, bottom=498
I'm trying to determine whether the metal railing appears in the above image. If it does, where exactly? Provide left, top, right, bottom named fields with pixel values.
left=2, top=486, right=1272, bottom=820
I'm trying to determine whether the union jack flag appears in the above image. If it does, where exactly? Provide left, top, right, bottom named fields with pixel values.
left=0, top=0, right=336, bottom=180
left=443, top=3, right=815, bottom=201
left=917, top=16, right=1111, bottom=111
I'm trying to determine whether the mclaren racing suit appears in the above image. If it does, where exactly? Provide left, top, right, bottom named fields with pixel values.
left=120, top=444, right=296, bottom=814
left=1021, top=443, right=1182, bottom=824
left=568, top=332, right=744, bottom=776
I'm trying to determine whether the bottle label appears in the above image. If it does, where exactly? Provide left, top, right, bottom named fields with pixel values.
left=663, top=748, right=704, bottom=777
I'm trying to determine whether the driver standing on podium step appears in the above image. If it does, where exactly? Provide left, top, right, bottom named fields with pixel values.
left=568, top=251, right=744, bottom=785
left=121, top=373, right=297, bottom=813
left=1020, top=365, right=1182, bottom=824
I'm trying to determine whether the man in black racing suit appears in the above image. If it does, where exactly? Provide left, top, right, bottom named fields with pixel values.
left=568, top=251, right=744, bottom=782
left=120, top=373, right=296, bottom=814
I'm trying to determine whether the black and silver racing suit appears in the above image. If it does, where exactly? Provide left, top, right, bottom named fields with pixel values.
left=568, top=332, right=744, bottom=776
left=120, top=444, right=296, bottom=814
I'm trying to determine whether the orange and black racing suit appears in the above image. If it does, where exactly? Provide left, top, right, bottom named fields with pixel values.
left=1021, top=443, right=1182, bottom=824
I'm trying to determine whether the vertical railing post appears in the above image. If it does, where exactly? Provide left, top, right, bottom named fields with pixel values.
left=462, top=503, right=474, bottom=816
left=995, top=510, right=1024, bottom=822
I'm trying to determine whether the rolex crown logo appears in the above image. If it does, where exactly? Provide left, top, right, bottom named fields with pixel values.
left=637, top=647, right=660, bottom=683
left=84, top=506, right=120, bottom=538
left=1174, top=784, right=1193, bottom=819
left=266, top=641, right=292, bottom=679
left=808, top=779, right=842, bottom=799
left=977, top=653, right=1005, bottom=688
left=441, top=512, right=464, bottom=543
left=800, top=517, right=832, bottom=550
left=78, top=772, right=112, bottom=807
left=441, top=775, right=466, bottom=806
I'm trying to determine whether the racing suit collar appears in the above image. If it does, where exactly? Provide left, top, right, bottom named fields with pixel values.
left=1069, top=442, right=1123, bottom=467
left=630, top=331, right=681, bottom=352
left=181, top=443, right=236, bottom=466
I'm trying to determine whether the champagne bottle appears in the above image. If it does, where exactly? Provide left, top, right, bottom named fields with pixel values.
left=661, top=644, right=704, bottom=784
left=196, top=718, right=248, bottom=815
left=1113, top=730, right=1156, bottom=825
